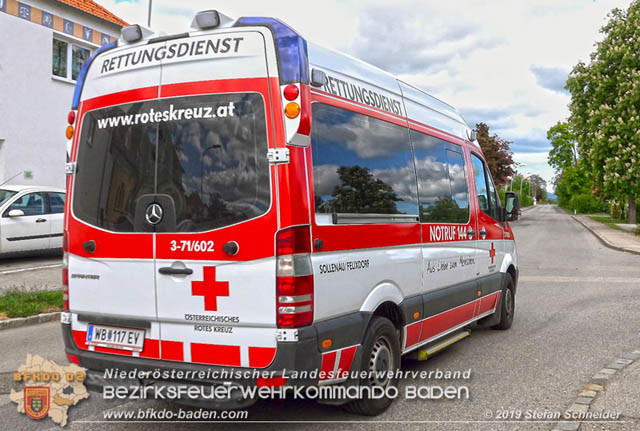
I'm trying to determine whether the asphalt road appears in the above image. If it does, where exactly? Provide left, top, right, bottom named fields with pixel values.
left=0, top=254, right=62, bottom=294
left=1, top=205, right=639, bottom=430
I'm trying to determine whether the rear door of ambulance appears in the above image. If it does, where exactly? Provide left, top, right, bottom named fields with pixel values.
left=68, top=28, right=282, bottom=368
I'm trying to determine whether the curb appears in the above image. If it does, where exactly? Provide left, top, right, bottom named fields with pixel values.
left=552, top=349, right=640, bottom=431
left=572, top=216, right=640, bottom=256
left=0, top=312, right=60, bottom=330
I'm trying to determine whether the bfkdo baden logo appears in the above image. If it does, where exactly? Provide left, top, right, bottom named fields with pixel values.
left=11, top=354, right=89, bottom=426
left=24, top=386, right=50, bottom=420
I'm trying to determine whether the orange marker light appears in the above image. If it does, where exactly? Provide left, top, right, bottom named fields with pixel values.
left=321, top=339, right=332, bottom=349
left=413, top=312, right=420, bottom=319
left=477, top=290, right=482, bottom=297
left=65, top=126, right=74, bottom=139
left=285, top=102, right=300, bottom=119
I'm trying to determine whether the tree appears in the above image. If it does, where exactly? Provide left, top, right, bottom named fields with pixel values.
left=565, top=1, right=640, bottom=223
left=474, top=123, right=515, bottom=187
left=420, top=197, right=467, bottom=223
left=527, top=174, right=547, bottom=202
left=547, top=121, right=578, bottom=171
left=323, top=165, right=400, bottom=213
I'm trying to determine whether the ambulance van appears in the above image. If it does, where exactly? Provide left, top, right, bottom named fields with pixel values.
left=61, top=10, right=520, bottom=415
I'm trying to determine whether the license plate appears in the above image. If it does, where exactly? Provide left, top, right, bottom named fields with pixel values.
left=86, top=324, right=145, bottom=352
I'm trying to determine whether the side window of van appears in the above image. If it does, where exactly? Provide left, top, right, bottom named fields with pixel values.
left=311, top=103, right=418, bottom=220
left=471, top=153, right=500, bottom=220
left=410, top=130, right=469, bottom=223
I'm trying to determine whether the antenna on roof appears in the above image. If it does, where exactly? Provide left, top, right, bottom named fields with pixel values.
left=147, top=0, right=152, bottom=27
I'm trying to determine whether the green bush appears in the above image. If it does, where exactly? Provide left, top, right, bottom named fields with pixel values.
left=499, top=188, right=533, bottom=208
left=569, top=194, right=607, bottom=214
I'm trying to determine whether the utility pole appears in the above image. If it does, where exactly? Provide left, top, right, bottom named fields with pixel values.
left=519, top=175, right=524, bottom=196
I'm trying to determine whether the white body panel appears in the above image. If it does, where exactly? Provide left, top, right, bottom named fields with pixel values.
left=155, top=257, right=277, bottom=366
left=422, top=241, right=478, bottom=292
left=312, top=246, right=422, bottom=321
left=68, top=255, right=157, bottom=320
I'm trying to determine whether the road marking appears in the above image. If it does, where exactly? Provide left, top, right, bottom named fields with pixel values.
left=520, top=275, right=640, bottom=284
left=0, top=264, right=63, bottom=275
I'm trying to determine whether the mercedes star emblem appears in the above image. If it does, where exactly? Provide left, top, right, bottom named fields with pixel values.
left=145, top=203, right=163, bottom=225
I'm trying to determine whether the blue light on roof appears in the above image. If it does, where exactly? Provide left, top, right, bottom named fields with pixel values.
left=235, top=17, right=309, bottom=84
left=71, top=40, right=117, bottom=109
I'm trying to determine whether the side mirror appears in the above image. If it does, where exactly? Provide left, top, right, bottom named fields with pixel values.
left=8, top=209, right=25, bottom=217
left=504, top=192, right=520, bottom=221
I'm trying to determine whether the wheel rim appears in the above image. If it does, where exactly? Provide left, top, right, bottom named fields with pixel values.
left=504, top=288, right=513, bottom=319
left=368, top=335, right=394, bottom=387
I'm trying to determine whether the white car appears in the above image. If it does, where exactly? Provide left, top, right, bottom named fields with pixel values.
left=0, top=185, right=65, bottom=256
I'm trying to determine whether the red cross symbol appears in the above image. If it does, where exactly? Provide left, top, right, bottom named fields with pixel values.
left=192, top=267, right=229, bottom=311
left=489, top=242, right=496, bottom=264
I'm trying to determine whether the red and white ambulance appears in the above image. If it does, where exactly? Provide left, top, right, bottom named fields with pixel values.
left=61, top=10, right=520, bottom=415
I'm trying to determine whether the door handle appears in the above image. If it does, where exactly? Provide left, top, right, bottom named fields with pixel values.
left=35, top=218, right=47, bottom=223
left=467, top=228, right=475, bottom=239
left=479, top=227, right=487, bottom=239
left=158, top=267, right=193, bottom=275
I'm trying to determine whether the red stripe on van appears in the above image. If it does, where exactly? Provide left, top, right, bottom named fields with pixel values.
left=277, top=145, right=311, bottom=228
left=139, top=339, right=160, bottom=359
left=336, top=346, right=357, bottom=378
left=72, top=330, right=88, bottom=350
left=319, top=351, right=337, bottom=381
left=420, top=301, right=476, bottom=342
left=159, top=78, right=273, bottom=98
left=404, top=321, right=422, bottom=349
left=478, top=291, right=501, bottom=315
left=191, top=343, right=241, bottom=367
left=310, top=223, right=421, bottom=254
left=248, top=347, right=277, bottom=368
left=160, top=340, right=184, bottom=361
left=80, top=85, right=160, bottom=113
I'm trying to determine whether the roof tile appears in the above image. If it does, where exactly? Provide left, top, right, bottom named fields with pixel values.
left=55, top=0, right=128, bottom=27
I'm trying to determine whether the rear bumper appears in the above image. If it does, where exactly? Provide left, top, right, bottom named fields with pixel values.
left=62, top=312, right=370, bottom=408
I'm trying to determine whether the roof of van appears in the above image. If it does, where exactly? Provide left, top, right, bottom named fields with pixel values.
left=307, top=42, right=472, bottom=141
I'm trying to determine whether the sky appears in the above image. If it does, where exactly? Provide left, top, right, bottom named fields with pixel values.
left=96, top=0, right=635, bottom=192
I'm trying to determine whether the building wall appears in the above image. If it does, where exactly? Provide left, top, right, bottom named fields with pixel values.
left=0, top=0, right=122, bottom=188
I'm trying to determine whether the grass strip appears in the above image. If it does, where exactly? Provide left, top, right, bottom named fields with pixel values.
left=0, top=289, right=62, bottom=319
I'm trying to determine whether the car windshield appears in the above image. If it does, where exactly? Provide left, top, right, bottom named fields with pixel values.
left=0, top=189, right=17, bottom=206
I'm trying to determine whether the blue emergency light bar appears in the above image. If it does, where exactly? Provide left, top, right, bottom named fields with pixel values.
left=71, top=40, right=117, bottom=110
left=235, top=17, right=309, bottom=85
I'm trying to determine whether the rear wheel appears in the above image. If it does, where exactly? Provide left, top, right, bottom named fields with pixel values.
left=344, top=316, right=400, bottom=416
left=492, top=274, right=515, bottom=330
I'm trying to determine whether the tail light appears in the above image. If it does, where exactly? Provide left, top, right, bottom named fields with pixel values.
left=66, top=353, right=80, bottom=365
left=62, top=230, right=69, bottom=311
left=276, top=226, right=313, bottom=328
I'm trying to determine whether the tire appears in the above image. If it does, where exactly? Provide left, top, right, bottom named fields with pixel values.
left=343, top=316, right=401, bottom=416
left=492, top=274, right=515, bottom=330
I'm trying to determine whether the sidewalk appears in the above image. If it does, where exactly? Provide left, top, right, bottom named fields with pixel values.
left=557, top=350, right=640, bottom=431
left=573, top=215, right=640, bottom=255
left=560, top=214, right=640, bottom=430
left=582, top=356, right=640, bottom=430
